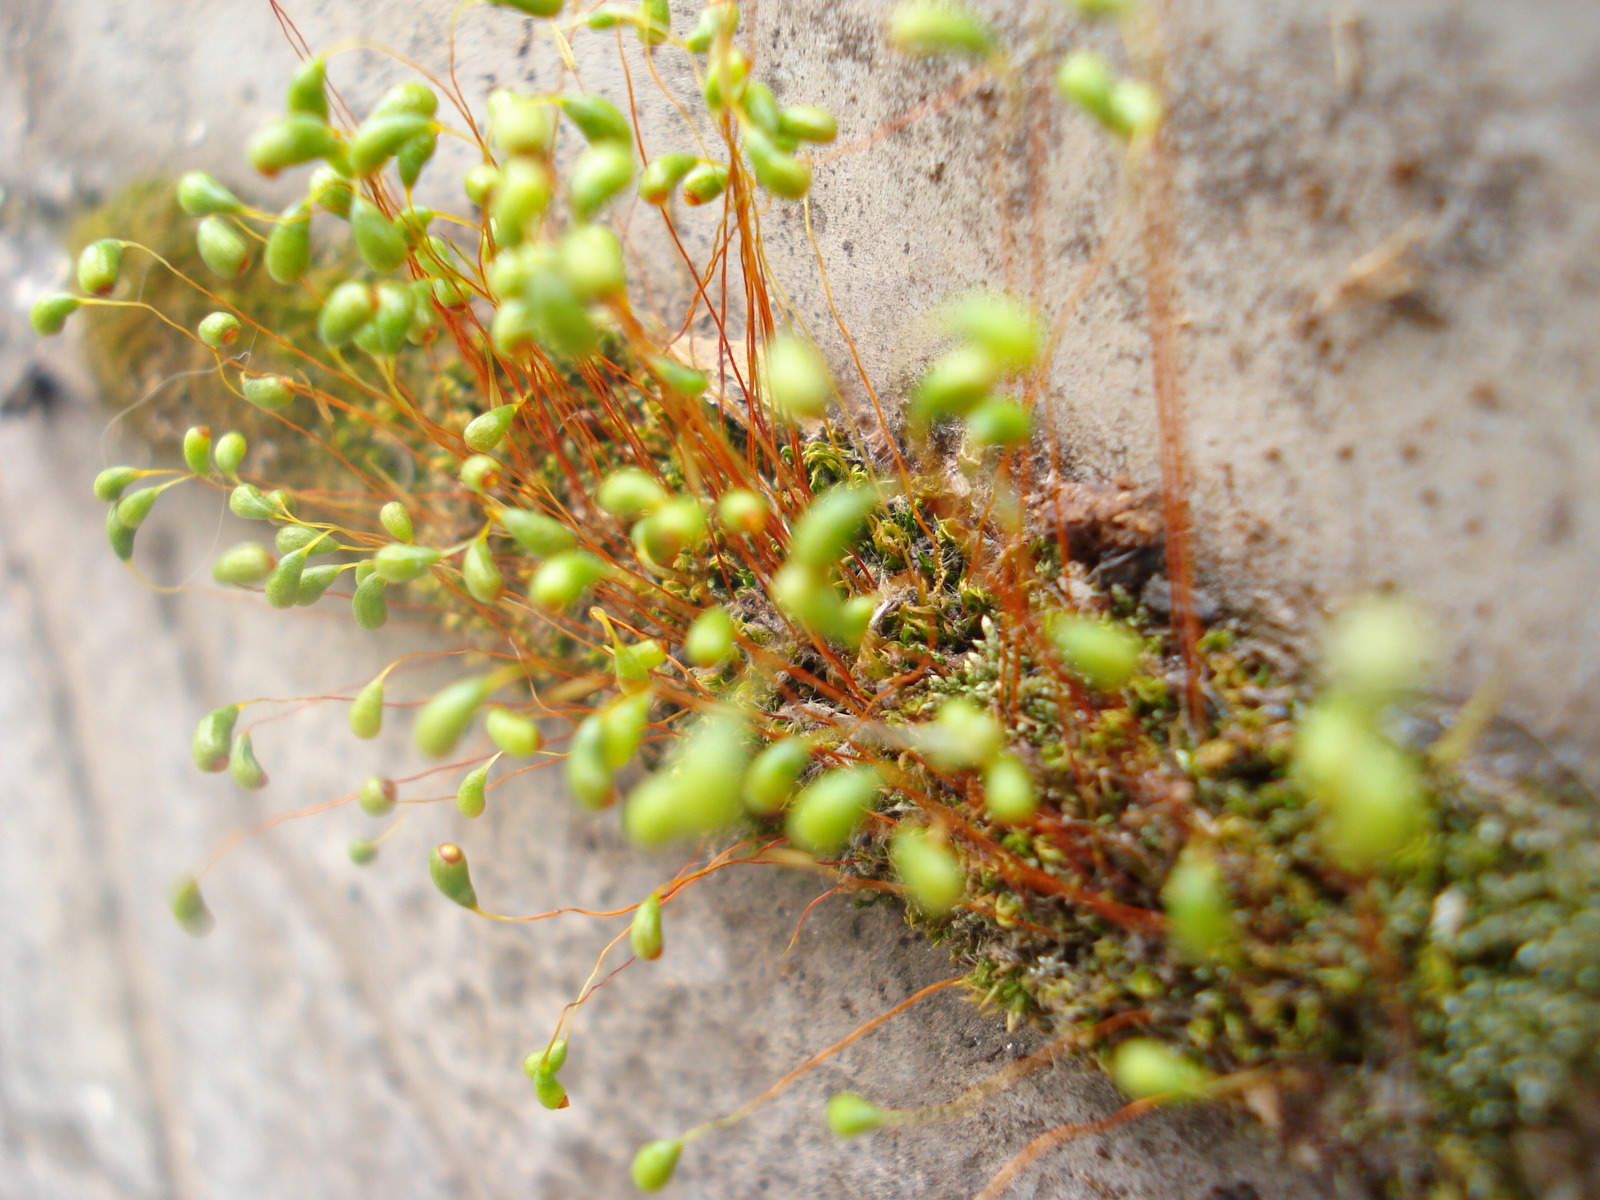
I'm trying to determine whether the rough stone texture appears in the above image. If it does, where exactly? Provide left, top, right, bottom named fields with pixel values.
left=0, top=0, right=1596, bottom=1196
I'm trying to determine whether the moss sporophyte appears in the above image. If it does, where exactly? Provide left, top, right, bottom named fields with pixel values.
left=40, top=0, right=1598, bottom=1196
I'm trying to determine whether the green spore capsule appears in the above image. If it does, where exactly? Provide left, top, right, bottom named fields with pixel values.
left=310, top=165, right=353, bottom=216
left=744, top=129, right=811, bottom=200
left=684, top=606, right=735, bottom=668
left=638, top=152, right=697, bottom=204
left=319, top=281, right=376, bottom=347
left=525, top=1038, right=568, bottom=1077
left=182, top=427, right=212, bottom=476
left=373, top=80, right=438, bottom=118
left=1162, top=845, right=1235, bottom=959
left=274, top=525, right=326, bottom=556
left=1056, top=50, right=1120, bottom=132
left=229, top=483, right=277, bottom=521
left=242, top=373, right=294, bottom=411
left=396, top=131, right=437, bottom=188
left=630, top=891, right=663, bottom=960
left=743, top=736, right=811, bottom=814
left=350, top=197, right=409, bottom=273
left=890, top=827, right=964, bottom=914
left=212, top=541, right=274, bottom=587
left=826, top=1092, right=887, bottom=1138
left=196, top=215, right=252, bottom=279
left=295, top=563, right=341, bottom=606
left=1295, top=701, right=1426, bottom=873
left=93, top=466, right=140, bottom=502
left=490, top=160, right=555, bottom=245
left=462, top=540, right=505, bottom=604
left=285, top=56, right=329, bottom=119
left=456, top=763, right=490, bottom=818
left=214, top=431, right=247, bottom=476
left=612, top=638, right=666, bottom=693
left=565, top=714, right=615, bottom=810
left=458, top=454, right=499, bottom=495
left=530, top=550, right=606, bottom=610
left=116, top=485, right=160, bottom=530
left=598, top=691, right=652, bottom=770
left=982, top=755, right=1037, bottom=824
left=786, top=765, right=882, bottom=853
left=569, top=143, right=635, bottom=221
left=942, top=292, right=1040, bottom=369
left=684, top=0, right=738, bottom=51
left=559, top=224, right=626, bottom=299
left=192, top=704, right=240, bottom=773
left=1046, top=613, right=1143, bottom=691
left=197, top=311, right=242, bottom=349
left=464, top=404, right=518, bottom=453
left=176, top=171, right=242, bottom=216
left=30, top=293, right=80, bottom=336
left=76, top=239, right=123, bottom=296
left=497, top=507, right=575, bottom=557
left=702, top=46, right=750, bottom=110
left=598, top=468, right=667, bottom=520
left=348, top=838, right=379, bottom=866
left=364, top=281, right=415, bottom=357
left=352, top=573, right=389, bottom=630
left=786, top=482, right=881, bottom=569
left=645, top=355, right=707, bottom=400
left=373, top=542, right=442, bottom=584
left=560, top=93, right=633, bottom=144
left=349, top=113, right=434, bottom=177
left=586, top=5, right=623, bottom=28
left=630, top=1139, right=682, bottom=1192
left=887, top=1, right=995, bottom=57
left=350, top=676, right=387, bottom=741
left=918, top=696, right=1003, bottom=770
left=229, top=731, right=269, bottom=789
left=378, top=500, right=413, bottom=543
left=264, top=545, right=310, bottom=609
left=532, top=1069, right=568, bottom=1110
left=762, top=332, right=831, bottom=419
left=264, top=200, right=313, bottom=284
left=635, top=498, right=707, bottom=563
left=717, top=488, right=769, bottom=534
left=742, top=81, right=781, bottom=135
left=769, top=564, right=848, bottom=642
left=106, top=508, right=136, bottom=561
left=680, top=161, right=729, bottom=205
left=488, top=0, right=566, bottom=16
left=965, top=397, right=1031, bottom=447
left=910, top=345, right=998, bottom=424
left=778, top=104, right=838, bottom=144
left=638, top=0, right=670, bottom=43
left=1321, top=594, right=1434, bottom=708
left=170, top=874, right=214, bottom=937
left=428, top=843, right=478, bottom=909
left=463, top=162, right=501, bottom=208
left=1108, top=80, right=1162, bottom=139
left=486, top=706, right=541, bottom=757
left=1108, top=1039, right=1211, bottom=1101
left=358, top=775, right=397, bottom=817
left=487, top=90, right=557, bottom=157
left=414, top=675, right=495, bottom=759
left=248, top=115, right=340, bottom=177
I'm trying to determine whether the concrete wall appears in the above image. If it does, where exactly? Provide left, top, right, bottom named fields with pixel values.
left=1, top=0, right=1596, bottom=1196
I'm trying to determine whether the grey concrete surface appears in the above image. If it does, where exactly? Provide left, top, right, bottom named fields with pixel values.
left=0, top=0, right=1595, bottom=1197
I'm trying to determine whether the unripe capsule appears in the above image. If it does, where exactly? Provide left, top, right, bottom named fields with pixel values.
left=458, top=454, right=499, bottom=495
left=982, top=754, right=1038, bottom=823
left=348, top=838, right=379, bottom=865
left=890, top=827, right=964, bottom=914
left=414, top=675, right=495, bottom=759
left=93, top=466, right=140, bottom=502
left=910, top=345, right=998, bottom=423
left=559, top=224, right=626, bottom=299
left=176, top=171, right=242, bottom=216
left=198, top=311, right=242, bottom=349
left=762, top=332, right=831, bottom=419
left=464, top=404, right=518, bottom=453
left=826, top=1092, right=888, bottom=1138
left=248, top=115, right=340, bottom=176
left=530, top=551, right=605, bottom=610
left=598, top=468, right=667, bottom=520
left=428, top=843, right=478, bottom=909
left=1108, top=1039, right=1210, bottom=1101
left=182, top=427, right=212, bottom=476
left=1047, top=614, right=1143, bottom=691
left=486, top=706, right=541, bottom=757
left=598, top=691, right=652, bottom=770
left=887, top=1, right=995, bottom=57
left=358, top=775, right=397, bottom=816
left=349, top=113, right=434, bottom=177
left=1056, top=50, right=1129, bottom=136
left=196, top=216, right=252, bottom=279
left=30, top=293, right=80, bottom=336
left=702, top=46, right=750, bottom=110
left=116, top=486, right=160, bottom=530
left=561, top=93, right=632, bottom=145
left=532, top=1069, right=568, bottom=1110
left=684, top=606, right=735, bottom=668
left=378, top=500, right=413, bottom=543
left=744, top=130, right=811, bottom=200
left=966, top=397, right=1031, bottom=447
left=319, top=281, right=375, bottom=347
left=462, top=540, right=505, bottom=604
left=1162, top=845, right=1235, bottom=959
left=212, top=541, right=274, bottom=587
left=275, top=526, right=326, bottom=556
left=943, top=292, right=1041, bottom=369
left=1321, top=594, right=1434, bottom=707
left=638, top=153, right=697, bottom=204
left=565, top=714, right=615, bottom=810
left=778, top=105, right=838, bottom=144
left=488, top=0, right=566, bottom=16
left=456, top=763, right=490, bottom=818
left=680, top=161, right=729, bottom=206
left=242, top=374, right=294, bottom=411
left=352, top=573, right=389, bottom=630
left=744, top=736, right=811, bottom=814
left=170, top=875, right=214, bottom=937
left=76, top=239, right=123, bottom=296
left=373, top=542, right=442, bottom=584
left=630, top=1139, right=682, bottom=1192
left=229, top=483, right=278, bottom=521
left=214, top=431, right=248, bottom=475
left=265, top=201, right=313, bottom=284
left=349, top=677, right=386, bottom=740
left=296, top=563, right=341, bottom=606
left=106, top=509, right=136, bottom=561
left=229, top=731, right=269, bottom=789
left=497, top=506, right=575, bottom=557
left=742, top=81, right=781, bottom=136
left=463, top=163, right=501, bottom=208
left=917, top=697, right=1003, bottom=770
left=717, top=488, right=769, bottom=534
left=192, top=704, right=240, bottom=773
left=488, top=90, right=558, bottom=157
left=630, top=891, right=663, bottom=960
left=569, top=143, right=635, bottom=221
left=310, top=166, right=353, bottom=216
left=265, top=545, right=310, bottom=609
left=367, top=281, right=415, bottom=356
left=285, top=56, right=329, bottom=120
left=786, top=765, right=882, bottom=853
left=350, top=197, right=408, bottom=273
left=635, top=497, right=708, bottom=563
left=639, top=0, right=670, bottom=43
left=490, top=159, right=554, bottom=243
left=397, top=131, right=437, bottom=188
left=787, top=482, right=881, bottom=569
left=684, top=0, right=738, bottom=51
